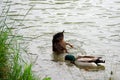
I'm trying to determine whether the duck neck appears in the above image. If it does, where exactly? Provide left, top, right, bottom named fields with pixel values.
left=71, top=61, right=75, bottom=64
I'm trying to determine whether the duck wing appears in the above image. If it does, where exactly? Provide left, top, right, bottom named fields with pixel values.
left=77, top=57, right=105, bottom=63
left=77, top=57, right=98, bottom=62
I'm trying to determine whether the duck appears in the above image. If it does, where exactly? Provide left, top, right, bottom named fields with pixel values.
left=65, top=54, right=105, bottom=68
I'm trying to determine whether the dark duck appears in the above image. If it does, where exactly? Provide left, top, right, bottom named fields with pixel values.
left=52, top=31, right=73, bottom=54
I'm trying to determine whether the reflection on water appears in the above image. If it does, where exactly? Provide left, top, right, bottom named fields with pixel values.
left=0, top=0, right=120, bottom=80
left=52, top=52, right=67, bottom=62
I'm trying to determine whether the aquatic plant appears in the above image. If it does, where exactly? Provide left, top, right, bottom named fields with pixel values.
left=42, top=77, right=52, bottom=80
left=0, top=27, right=10, bottom=79
left=0, top=24, right=36, bottom=80
left=0, top=22, right=51, bottom=80
left=0, top=1, right=33, bottom=79
left=0, top=1, right=52, bottom=80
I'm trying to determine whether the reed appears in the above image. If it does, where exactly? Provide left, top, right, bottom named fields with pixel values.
left=0, top=24, right=37, bottom=80
left=0, top=26, right=10, bottom=79
left=0, top=24, right=51, bottom=80
left=0, top=1, right=51, bottom=80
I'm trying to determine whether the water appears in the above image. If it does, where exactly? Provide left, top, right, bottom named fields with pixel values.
left=0, top=0, right=120, bottom=80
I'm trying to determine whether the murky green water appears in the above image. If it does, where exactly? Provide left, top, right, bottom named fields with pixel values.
left=1, top=0, right=120, bottom=80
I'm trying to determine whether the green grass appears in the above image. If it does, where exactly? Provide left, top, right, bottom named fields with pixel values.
left=8, top=53, right=37, bottom=80
left=0, top=1, right=52, bottom=80
left=0, top=25, right=37, bottom=80
left=0, top=26, right=10, bottom=79
left=0, top=24, right=51, bottom=80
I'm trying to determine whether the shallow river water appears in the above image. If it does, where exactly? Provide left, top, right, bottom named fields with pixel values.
left=0, top=0, right=120, bottom=80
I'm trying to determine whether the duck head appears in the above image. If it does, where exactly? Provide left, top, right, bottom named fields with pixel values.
left=65, top=55, right=76, bottom=62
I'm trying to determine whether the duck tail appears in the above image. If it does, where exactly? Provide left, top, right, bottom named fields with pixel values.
left=95, top=59, right=105, bottom=64
left=95, top=60, right=105, bottom=66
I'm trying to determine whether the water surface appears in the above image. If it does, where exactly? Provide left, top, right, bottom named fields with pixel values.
left=0, top=0, right=120, bottom=80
